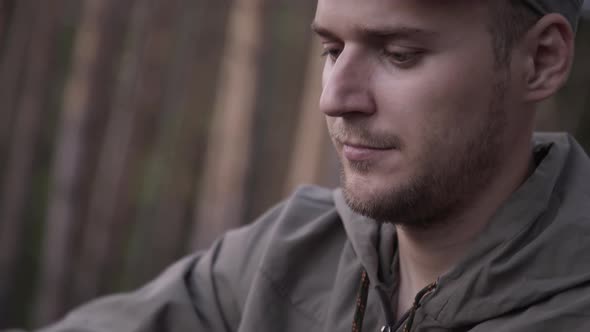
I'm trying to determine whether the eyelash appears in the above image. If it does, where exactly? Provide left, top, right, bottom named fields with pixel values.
left=321, top=46, right=422, bottom=67
left=320, top=48, right=341, bottom=60
left=382, top=49, right=422, bottom=65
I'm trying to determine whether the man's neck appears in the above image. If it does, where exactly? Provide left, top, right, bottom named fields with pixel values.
left=395, top=213, right=490, bottom=320
left=394, top=140, right=535, bottom=320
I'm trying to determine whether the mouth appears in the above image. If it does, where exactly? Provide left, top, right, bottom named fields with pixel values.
left=339, top=140, right=396, bottom=161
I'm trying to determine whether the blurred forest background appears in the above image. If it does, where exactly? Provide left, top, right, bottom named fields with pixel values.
left=0, top=0, right=588, bottom=329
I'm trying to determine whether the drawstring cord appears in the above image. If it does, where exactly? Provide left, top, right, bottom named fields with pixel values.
left=402, top=282, right=437, bottom=332
left=351, top=269, right=437, bottom=332
left=352, top=270, right=370, bottom=332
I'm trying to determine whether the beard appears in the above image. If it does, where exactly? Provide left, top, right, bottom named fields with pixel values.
left=337, top=79, right=508, bottom=228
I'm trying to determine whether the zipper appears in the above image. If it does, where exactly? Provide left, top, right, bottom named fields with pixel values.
left=401, top=282, right=437, bottom=332
left=351, top=270, right=437, bottom=332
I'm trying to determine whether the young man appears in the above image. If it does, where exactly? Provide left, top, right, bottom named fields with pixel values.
left=16, top=0, right=590, bottom=331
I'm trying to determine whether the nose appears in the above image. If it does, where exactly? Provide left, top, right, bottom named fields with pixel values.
left=319, top=48, right=376, bottom=118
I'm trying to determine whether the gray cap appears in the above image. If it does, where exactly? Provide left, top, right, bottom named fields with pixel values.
left=523, top=0, right=584, bottom=31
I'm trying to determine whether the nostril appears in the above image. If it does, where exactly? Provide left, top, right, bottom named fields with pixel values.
left=319, top=86, right=376, bottom=117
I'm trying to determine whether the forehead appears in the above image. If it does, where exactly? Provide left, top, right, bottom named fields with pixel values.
left=314, top=0, right=490, bottom=38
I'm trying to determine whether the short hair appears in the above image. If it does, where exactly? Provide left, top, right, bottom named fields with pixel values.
left=488, top=0, right=542, bottom=67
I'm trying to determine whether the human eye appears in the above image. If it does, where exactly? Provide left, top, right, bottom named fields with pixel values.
left=382, top=46, right=423, bottom=67
left=320, top=44, right=342, bottom=61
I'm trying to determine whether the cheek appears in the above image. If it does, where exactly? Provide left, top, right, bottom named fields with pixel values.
left=373, top=56, right=496, bottom=155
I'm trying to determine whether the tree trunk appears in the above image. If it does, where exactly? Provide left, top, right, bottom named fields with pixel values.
left=0, top=0, right=16, bottom=52
left=0, top=0, right=34, bottom=178
left=0, top=0, right=65, bottom=323
left=65, top=0, right=170, bottom=309
left=284, top=39, right=327, bottom=193
left=190, top=0, right=265, bottom=250
left=127, top=0, right=232, bottom=284
left=32, top=0, right=134, bottom=325
left=241, top=0, right=317, bottom=222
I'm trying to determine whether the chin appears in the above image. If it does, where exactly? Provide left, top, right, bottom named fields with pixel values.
left=341, top=180, right=394, bottom=222
left=341, top=167, right=401, bottom=207
left=342, top=158, right=404, bottom=189
left=340, top=165, right=435, bottom=225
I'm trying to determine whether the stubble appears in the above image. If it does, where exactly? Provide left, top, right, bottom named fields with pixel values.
left=339, top=77, right=508, bottom=228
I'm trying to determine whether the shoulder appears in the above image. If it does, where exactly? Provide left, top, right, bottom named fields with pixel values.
left=223, top=185, right=337, bottom=250
left=208, top=184, right=341, bottom=288
left=204, top=185, right=345, bottom=324
left=220, top=184, right=342, bottom=265
left=471, top=283, right=590, bottom=331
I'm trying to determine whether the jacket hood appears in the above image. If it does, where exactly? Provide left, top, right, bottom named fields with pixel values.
left=334, top=189, right=398, bottom=293
left=334, top=132, right=590, bottom=328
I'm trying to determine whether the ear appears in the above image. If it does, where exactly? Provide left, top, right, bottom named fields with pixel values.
left=522, top=13, right=575, bottom=103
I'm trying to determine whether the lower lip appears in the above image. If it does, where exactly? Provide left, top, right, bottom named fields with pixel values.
left=342, top=144, right=393, bottom=161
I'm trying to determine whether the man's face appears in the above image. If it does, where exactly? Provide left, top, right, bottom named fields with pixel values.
left=314, top=0, right=519, bottom=225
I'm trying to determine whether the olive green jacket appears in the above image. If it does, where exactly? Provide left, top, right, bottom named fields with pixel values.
left=14, top=133, right=590, bottom=331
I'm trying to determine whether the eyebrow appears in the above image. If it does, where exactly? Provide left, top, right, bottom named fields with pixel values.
left=310, top=21, right=439, bottom=41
